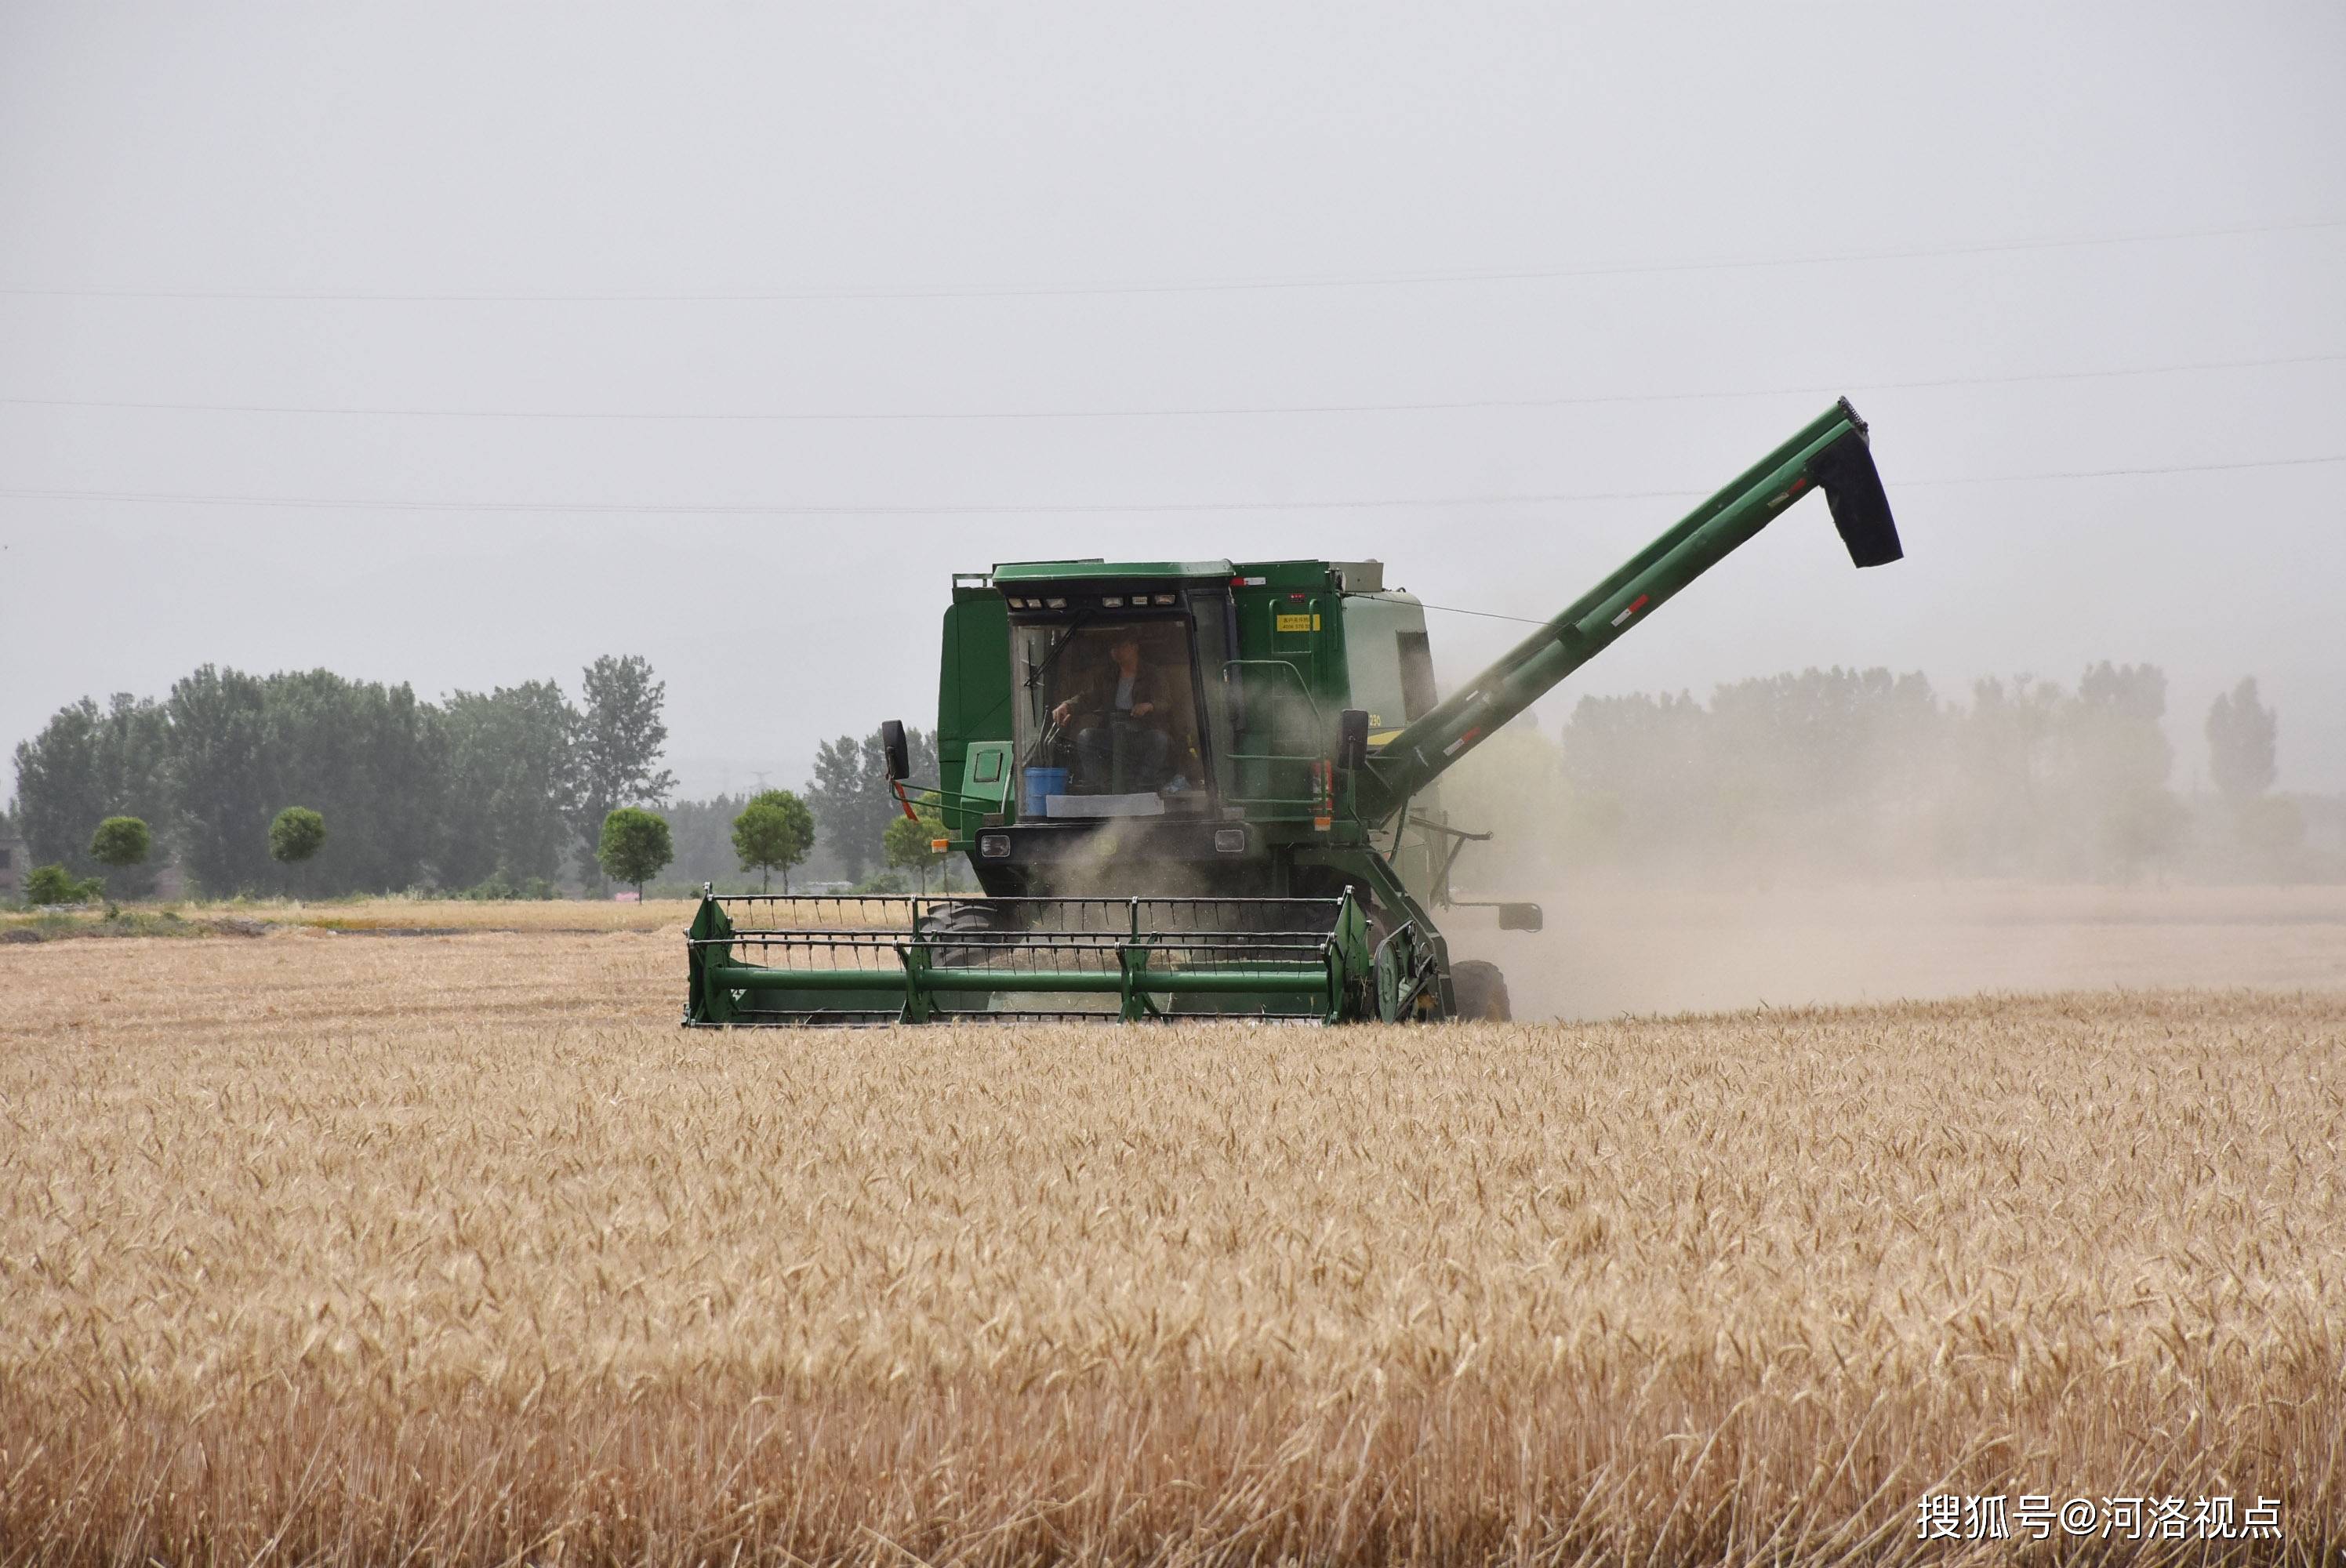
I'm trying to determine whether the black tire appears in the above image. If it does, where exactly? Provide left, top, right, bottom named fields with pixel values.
left=1449, top=959, right=1513, bottom=1022
left=914, top=901, right=1004, bottom=967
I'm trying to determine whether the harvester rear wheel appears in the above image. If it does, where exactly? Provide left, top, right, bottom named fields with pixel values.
left=1449, top=960, right=1513, bottom=1022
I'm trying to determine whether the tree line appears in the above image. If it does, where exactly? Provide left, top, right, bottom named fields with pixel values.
left=7, top=655, right=953, bottom=901
left=12, top=656, right=671, bottom=897
left=1444, top=662, right=2322, bottom=887
left=14, top=652, right=2322, bottom=902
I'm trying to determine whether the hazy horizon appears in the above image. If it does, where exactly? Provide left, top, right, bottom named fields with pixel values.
left=6, top=4, right=2343, bottom=800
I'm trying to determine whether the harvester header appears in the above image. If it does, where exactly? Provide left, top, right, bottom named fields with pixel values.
left=688, top=401, right=1902, bottom=1025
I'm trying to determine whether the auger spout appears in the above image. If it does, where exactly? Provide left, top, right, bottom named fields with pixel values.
left=1351, top=398, right=1901, bottom=824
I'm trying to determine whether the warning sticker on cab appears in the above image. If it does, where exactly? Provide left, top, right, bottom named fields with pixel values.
left=1275, top=612, right=1319, bottom=633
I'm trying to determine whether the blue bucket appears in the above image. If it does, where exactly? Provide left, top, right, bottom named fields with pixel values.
left=1021, top=766, right=1068, bottom=818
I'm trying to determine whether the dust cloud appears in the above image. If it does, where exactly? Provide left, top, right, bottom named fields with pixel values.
left=1429, top=668, right=2346, bottom=1019
left=1444, top=880, right=2346, bottom=1022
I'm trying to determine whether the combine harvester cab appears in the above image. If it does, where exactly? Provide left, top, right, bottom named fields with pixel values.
left=687, top=399, right=1901, bottom=1026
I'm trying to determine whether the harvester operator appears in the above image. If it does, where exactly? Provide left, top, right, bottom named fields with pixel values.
left=1051, top=632, right=1171, bottom=789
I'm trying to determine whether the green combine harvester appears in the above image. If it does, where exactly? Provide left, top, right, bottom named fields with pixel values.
left=688, top=399, right=1902, bottom=1025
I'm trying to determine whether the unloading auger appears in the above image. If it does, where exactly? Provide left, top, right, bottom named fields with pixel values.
left=687, top=400, right=1903, bottom=1025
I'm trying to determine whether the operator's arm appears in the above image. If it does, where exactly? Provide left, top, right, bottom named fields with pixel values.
left=1051, top=670, right=1095, bottom=726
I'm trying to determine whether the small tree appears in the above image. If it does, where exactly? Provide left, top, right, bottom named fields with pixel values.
left=571, top=655, right=678, bottom=888
left=268, top=806, right=327, bottom=898
left=269, top=807, right=327, bottom=866
left=597, top=807, right=674, bottom=900
left=25, top=863, right=100, bottom=906
left=90, top=817, right=153, bottom=887
left=732, top=789, right=816, bottom=894
left=883, top=807, right=948, bottom=894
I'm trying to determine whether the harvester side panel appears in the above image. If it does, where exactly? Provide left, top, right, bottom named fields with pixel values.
left=936, top=592, right=1012, bottom=840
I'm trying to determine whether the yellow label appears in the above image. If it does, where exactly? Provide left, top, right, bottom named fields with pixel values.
left=1276, top=612, right=1315, bottom=633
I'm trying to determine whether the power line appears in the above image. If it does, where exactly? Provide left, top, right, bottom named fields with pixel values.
left=1413, top=602, right=1551, bottom=626
left=5, top=350, right=2339, bottom=426
left=1912, top=454, right=2346, bottom=487
left=3, top=216, right=2338, bottom=305
left=1, top=455, right=2337, bottom=519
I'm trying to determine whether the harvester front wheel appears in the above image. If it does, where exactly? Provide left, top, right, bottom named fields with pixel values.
left=914, top=901, right=1004, bottom=967
left=1449, top=960, right=1513, bottom=1022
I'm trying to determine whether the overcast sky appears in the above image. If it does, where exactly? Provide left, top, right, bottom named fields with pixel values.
left=4, top=2, right=2342, bottom=800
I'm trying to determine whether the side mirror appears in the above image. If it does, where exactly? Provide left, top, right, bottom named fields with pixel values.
left=881, top=719, right=910, bottom=782
left=1497, top=902, right=1543, bottom=932
left=1336, top=709, right=1370, bottom=771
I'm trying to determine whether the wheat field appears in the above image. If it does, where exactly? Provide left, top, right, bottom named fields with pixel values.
left=2, top=924, right=2342, bottom=1564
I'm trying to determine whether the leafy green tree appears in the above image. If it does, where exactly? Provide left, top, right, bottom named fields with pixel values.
left=651, top=793, right=751, bottom=887
left=438, top=681, right=579, bottom=888
left=151, top=665, right=446, bottom=898
left=90, top=817, right=152, bottom=883
left=167, top=666, right=275, bottom=895
left=260, top=670, right=442, bottom=895
left=12, top=693, right=172, bottom=882
left=805, top=735, right=885, bottom=879
left=25, top=864, right=100, bottom=906
left=596, top=807, right=674, bottom=899
left=571, top=656, right=677, bottom=887
left=732, top=789, right=815, bottom=893
left=806, top=726, right=936, bottom=879
left=883, top=806, right=948, bottom=893
left=2206, top=677, right=2279, bottom=801
left=269, top=806, right=327, bottom=866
